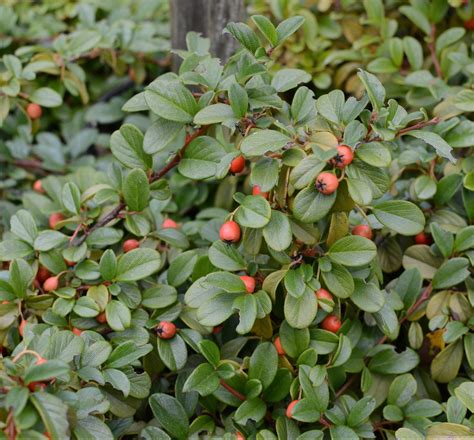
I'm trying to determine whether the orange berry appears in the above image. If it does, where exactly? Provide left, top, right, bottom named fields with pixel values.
left=252, top=185, right=269, bottom=199
left=219, top=221, right=241, bottom=243
left=286, top=399, right=299, bottom=418
left=33, top=180, right=44, bottom=193
left=72, top=328, right=83, bottom=336
left=35, top=357, right=47, bottom=365
left=240, top=275, right=256, bottom=293
left=316, top=288, right=333, bottom=301
left=414, top=232, right=431, bottom=245
left=332, top=145, right=354, bottom=168
left=321, top=315, right=341, bottom=333
left=123, top=239, right=140, bottom=252
left=229, top=155, right=245, bottom=174
left=162, top=219, right=178, bottom=229
left=352, top=224, right=373, bottom=240
left=315, top=172, right=339, bottom=195
left=19, top=319, right=27, bottom=337
left=156, top=321, right=177, bottom=339
left=49, top=213, right=65, bottom=229
left=96, top=312, right=107, bottom=324
left=274, top=336, right=285, bottom=356
left=43, top=276, right=59, bottom=292
left=26, top=103, right=42, bottom=120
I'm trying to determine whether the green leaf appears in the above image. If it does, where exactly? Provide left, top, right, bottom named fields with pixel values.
left=105, top=300, right=131, bottom=331
left=240, top=130, right=291, bottom=157
left=373, top=200, right=425, bottom=235
left=34, top=231, right=68, bottom=252
left=9, top=259, right=33, bottom=299
left=208, top=241, right=245, bottom=271
left=430, top=223, right=453, bottom=258
left=252, top=15, right=278, bottom=46
left=293, top=187, right=336, bottom=223
left=61, top=183, right=81, bottom=214
left=284, top=287, right=317, bottom=329
left=124, top=169, right=150, bottom=212
left=183, top=363, right=220, bottom=396
left=10, top=209, right=37, bottom=245
left=30, top=393, right=69, bottom=440
left=193, top=103, right=235, bottom=125
left=234, top=398, right=266, bottom=425
left=328, top=236, right=377, bottom=267
left=248, top=342, right=278, bottom=389
left=149, top=393, right=189, bottom=439
left=234, top=294, right=258, bottom=334
left=388, top=374, right=417, bottom=407
left=25, top=359, right=69, bottom=384
left=225, top=22, right=261, bottom=53
left=356, top=142, right=391, bottom=167
left=115, top=248, right=161, bottom=281
left=271, top=69, right=311, bottom=93
left=178, top=136, right=226, bottom=180
left=110, top=124, right=152, bottom=170
left=276, top=16, right=305, bottom=44
left=321, top=263, right=354, bottom=298
left=454, top=382, right=474, bottom=412
left=145, top=81, right=197, bottom=123
left=234, top=195, right=271, bottom=228
left=347, top=396, right=376, bottom=427
left=400, top=5, right=431, bottom=35
left=357, top=69, right=385, bottom=112
left=432, top=258, right=470, bottom=289
left=157, top=335, right=187, bottom=371
left=369, top=348, right=419, bottom=374
left=351, top=279, right=385, bottom=312
left=99, top=250, right=117, bottom=281
left=405, top=130, right=454, bottom=163
left=30, top=87, right=62, bottom=107
left=229, top=83, right=249, bottom=118
left=263, top=210, right=292, bottom=251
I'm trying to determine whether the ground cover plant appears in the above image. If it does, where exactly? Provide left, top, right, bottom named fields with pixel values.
left=0, top=1, right=473, bottom=439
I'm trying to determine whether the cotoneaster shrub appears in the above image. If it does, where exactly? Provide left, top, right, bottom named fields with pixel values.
left=0, top=7, right=473, bottom=440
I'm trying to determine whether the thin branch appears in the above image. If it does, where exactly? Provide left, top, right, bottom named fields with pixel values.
left=73, top=126, right=208, bottom=246
left=335, top=283, right=433, bottom=396
left=428, top=24, right=443, bottom=79
left=219, top=379, right=246, bottom=401
left=368, top=117, right=440, bottom=143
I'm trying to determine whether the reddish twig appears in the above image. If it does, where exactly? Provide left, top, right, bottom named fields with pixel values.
left=73, top=126, right=208, bottom=246
left=220, top=379, right=246, bottom=401
left=150, top=126, right=208, bottom=182
left=428, top=24, right=443, bottom=79
left=336, top=283, right=433, bottom=396
left=397, top=117, right=440, bottom=136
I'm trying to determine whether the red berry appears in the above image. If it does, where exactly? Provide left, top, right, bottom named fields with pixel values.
left=316, top=288, right=333, bottom=301
left=28, top=381, right=47, bottom=392
left=156, top=321, right=176, bottom=339
left=96, top=312, right=107, bottom=324
left=72, top=328, right=83, bottom=336
left=212, top=325, right=223, bottom=334
left=123, top=239, right=140, bottom=253
left=65, top=259, right=76, bottom=267
left=240, top=275, right=256, bottom=293
left=252, top=185, right=269, bottom=199
left=162, top=219, right=178, bottom=229
left=332, top=145, right=354, bottom=168
left=33, top=180, right=44, bottom=193
left=19, top=319, right=27, bottom=337
left=229, top=155, right=245, bottom=174
left=27, top=103, right=42, bottom=120
left=352, top=224, right=373, bottom=240
left=35, top=357, right=47, bottom=366
left=274, top=336, right=285, bottom=356
left=36, top=267, right=51, bottom=284
left=236, top=432, right=245, bottom=440
left=43, top=276, right=59, bottom=292
left=414, top=232, right=431, bottom=245
left=286, top=399, right=299, bottom=418
left=464, top=19, right=474, bottom=30
left=315, top=172, right=339, bottom=195
left=1, top=300, right=9, bottom=305
left=44, top=433, right=52, bottom=440
left=321, top=315, right=341, bottom=333
left=49, top=213, right=65, bottom=229
left=219, top=220, right=241, bottom=243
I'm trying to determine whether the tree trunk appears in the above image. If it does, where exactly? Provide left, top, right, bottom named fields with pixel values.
left=170, top=0, right=245, bottom=71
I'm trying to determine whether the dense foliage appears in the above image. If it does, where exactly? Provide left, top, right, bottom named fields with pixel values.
left=0, top=1, right=473, bottom=440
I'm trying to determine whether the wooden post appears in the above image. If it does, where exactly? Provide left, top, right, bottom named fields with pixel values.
left=170, top=0, right=245, bottom=70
